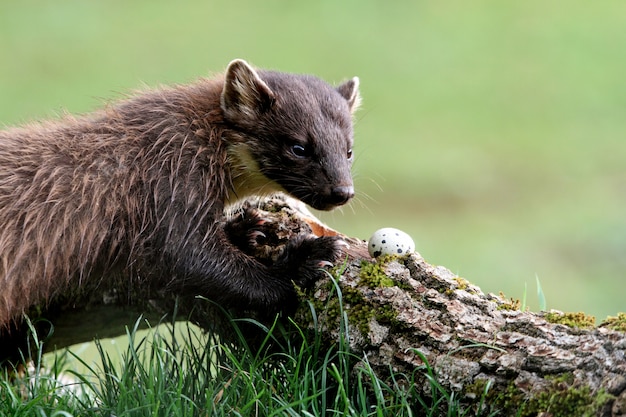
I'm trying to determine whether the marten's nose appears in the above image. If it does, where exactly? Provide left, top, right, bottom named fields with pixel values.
left=330, top=185, right=354, bottom=206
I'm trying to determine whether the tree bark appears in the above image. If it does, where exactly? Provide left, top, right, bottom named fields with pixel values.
left=20, top=195, right=626, bottom=416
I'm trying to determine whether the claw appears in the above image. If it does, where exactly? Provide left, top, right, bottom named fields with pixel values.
left=336, top=240, right=350, bottom=250
left=255, top=216, right=272, bottom=226
left=318, top=260, right=333, bottom=268
left=249, top=230, right=266, bottom=240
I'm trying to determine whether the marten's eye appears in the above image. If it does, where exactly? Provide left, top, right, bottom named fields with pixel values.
left=291, top=144, right=309, bottom=158
left=347, top=148, right=353, bottom=160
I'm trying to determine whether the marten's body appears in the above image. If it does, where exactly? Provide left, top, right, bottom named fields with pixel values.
left=0, top=60, right=359, bottom=346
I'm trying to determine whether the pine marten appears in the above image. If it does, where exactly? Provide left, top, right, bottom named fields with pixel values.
left=0, top=59, right=359, bottom=343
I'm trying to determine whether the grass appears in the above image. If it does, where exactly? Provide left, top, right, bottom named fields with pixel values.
left=1, top=288, right=497, bottom=417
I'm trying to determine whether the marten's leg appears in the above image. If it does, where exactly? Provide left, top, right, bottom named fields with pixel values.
left=166, top=224, right=341, bottom=315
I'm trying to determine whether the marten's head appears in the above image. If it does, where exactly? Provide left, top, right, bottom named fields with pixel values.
left=221, top=59, right=360, bottom=211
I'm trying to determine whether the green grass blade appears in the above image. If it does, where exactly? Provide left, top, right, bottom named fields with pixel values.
left=536, top=274, right=547, bottom=311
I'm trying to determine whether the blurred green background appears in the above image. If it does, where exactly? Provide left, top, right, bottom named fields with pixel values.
left=1, top=0, right=625, bottom=320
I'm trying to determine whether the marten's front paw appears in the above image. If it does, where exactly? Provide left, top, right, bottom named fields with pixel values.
left=275, top=235, right=345, bottom=289
left=224, top=207, right=272, bottom=256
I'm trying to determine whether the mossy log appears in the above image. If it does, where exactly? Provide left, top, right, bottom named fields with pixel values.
left=8, top=194, right=626, bottom=416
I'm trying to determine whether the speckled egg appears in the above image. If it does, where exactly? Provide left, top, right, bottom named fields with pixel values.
left=368, top=228, right=415, bottom=258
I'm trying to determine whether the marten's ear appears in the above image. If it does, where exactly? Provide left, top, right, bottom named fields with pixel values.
left=221, top=59, right=276, bottom=119
left=336, top=77, right=361, bottom=113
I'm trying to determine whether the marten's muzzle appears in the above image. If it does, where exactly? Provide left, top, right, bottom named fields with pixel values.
left=329, top=185, right=354, bottom=207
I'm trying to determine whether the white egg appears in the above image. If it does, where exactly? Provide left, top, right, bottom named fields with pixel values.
left=368, top=228, right=415, bottom=258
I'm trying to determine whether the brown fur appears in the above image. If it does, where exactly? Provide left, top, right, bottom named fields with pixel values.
left=0, top=59, right=359, bottom=333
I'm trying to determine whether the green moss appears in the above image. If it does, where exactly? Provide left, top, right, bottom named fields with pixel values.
left=544, top=311, right=595, bottom=329
left=469, top=376, right=613, bottom=417
left=359, top=255, right=416, bottom=292
left=359, top=257, right=395, bottom=289
left=341, top=286, right=397, bottom=334
left=453, top=277, right=469, bottom=291
left=546, top=372, right=575, bottom=385
left=293, top=282, right=307, bottom=299
left=311, top=284, right=397, bottom=336
left=308, top=258, right=402, bottom=336
left=470, top=380, right=524, bottom=412
left=530, top=383, right=612, bottom=416
left=442, top=276, right=478, bottom=297
left=346, top=257, right=405, bottom=333
left=497, top=291, right=522, bottom=311
left=600, top=312, right=626, bottom=332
